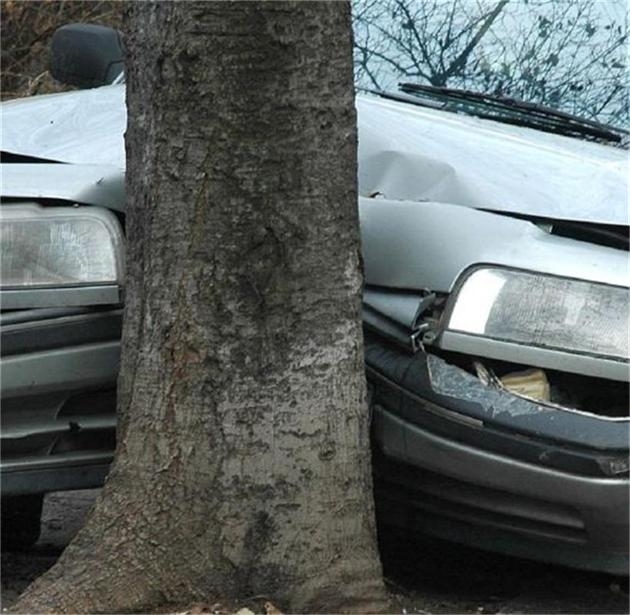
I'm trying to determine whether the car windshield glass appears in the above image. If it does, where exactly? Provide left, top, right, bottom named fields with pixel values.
left=352, top=0, right=629, bottom=141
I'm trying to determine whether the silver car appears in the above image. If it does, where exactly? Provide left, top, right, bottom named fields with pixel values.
left=1, top=26, right=628, bottom=574
left=358, top=87, right=629, bottom=576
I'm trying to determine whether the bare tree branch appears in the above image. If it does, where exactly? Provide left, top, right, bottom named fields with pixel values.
left=442, top=0, right=510, bottom=82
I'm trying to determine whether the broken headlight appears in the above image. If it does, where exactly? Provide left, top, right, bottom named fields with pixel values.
left=445, top=267, right=629, bottom=361
left=1, top=204, right=124, bottom=288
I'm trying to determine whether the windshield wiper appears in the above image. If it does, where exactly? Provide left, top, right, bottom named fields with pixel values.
left=381, top=83, right=628, bottom=144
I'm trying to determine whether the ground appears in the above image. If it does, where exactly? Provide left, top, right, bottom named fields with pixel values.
left=1, top=490, right=627, bottom=614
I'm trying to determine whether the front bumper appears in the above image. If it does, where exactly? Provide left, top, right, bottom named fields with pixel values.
left=365, top=333, right=629, bottom=575
left=1, top=308, right=121, bottom=496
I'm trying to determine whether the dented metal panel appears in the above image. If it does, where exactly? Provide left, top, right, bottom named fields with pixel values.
left=357, top=94, right=629, bottom=226
left=2, top=85, right=628, bottom=226
left=359, top=198, right=629, bottom=292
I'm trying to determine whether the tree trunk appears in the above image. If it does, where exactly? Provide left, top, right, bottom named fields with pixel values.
left=13, top=2, right=386, bottom=613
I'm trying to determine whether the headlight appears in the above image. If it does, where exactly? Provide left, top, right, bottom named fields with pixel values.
left=1, top=204, right=124, bottom=288
left=445, top=267, right=629, bottom=361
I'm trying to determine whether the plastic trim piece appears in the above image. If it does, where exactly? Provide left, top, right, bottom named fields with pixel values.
left=1, top=455, right=112, bottom=496
left=1, top=341, right=120, bottom=398
left=0, top=307, right=94, bottom=326
left=1, top=308, right=122, bottom=356
left=1, top=285, right=121, bottom=310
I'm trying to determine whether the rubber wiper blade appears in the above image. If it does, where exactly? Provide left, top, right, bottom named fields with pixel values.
left=395, top=83, right=628, bottom=144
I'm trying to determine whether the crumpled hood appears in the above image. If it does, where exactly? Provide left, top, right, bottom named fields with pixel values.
left=357, top=96, right=629, bottom=226
left=2, top=85, right=628, bottom=225
left=1, top=85, right=126, bottom=168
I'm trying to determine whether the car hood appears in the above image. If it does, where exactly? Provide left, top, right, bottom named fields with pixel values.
left=1, top=85, right=126, bottom=168
left=357, top=96, right=628, bottom=226
left=1, top=85, right=628, bottom=226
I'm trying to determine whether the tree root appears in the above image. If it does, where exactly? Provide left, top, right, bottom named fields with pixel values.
left=12, top=552, right=390, bottom=614
left=11, top=543, right=166, bottom=614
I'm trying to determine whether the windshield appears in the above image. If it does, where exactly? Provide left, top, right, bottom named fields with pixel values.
left=352, top=0, right=629, bottom=131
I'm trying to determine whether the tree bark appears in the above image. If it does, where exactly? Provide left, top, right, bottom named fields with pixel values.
left=13, top=2, right=386, bottom=613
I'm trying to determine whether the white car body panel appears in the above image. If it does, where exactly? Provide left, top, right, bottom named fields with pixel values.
left=2, top=85, right=628, bottom=226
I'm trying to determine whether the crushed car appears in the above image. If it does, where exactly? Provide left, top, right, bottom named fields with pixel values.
left=1, top=25, right=628, bottom=574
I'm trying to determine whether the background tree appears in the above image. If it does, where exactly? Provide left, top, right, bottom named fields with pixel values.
left=353, top=0, right=509, bottom=88
left=14, top=2, right=386, bottom=613
left=353, top=0, right=629, bottom=126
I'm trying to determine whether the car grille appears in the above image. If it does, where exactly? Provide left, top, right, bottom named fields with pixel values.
left=1, top=389, right=116, bottom=461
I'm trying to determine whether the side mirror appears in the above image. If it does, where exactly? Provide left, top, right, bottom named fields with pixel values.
left=50, top=24, right=124, bottom=88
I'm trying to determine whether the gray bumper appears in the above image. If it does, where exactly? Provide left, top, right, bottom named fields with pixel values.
left=373, top=406, right=629, bottom=575
left=1, top=453, right=112, bottom=496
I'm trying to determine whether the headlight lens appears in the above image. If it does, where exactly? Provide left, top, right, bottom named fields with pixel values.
left=446, top=267, right=629, bottom=361
left=1, top=204, right=124, bottom=288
